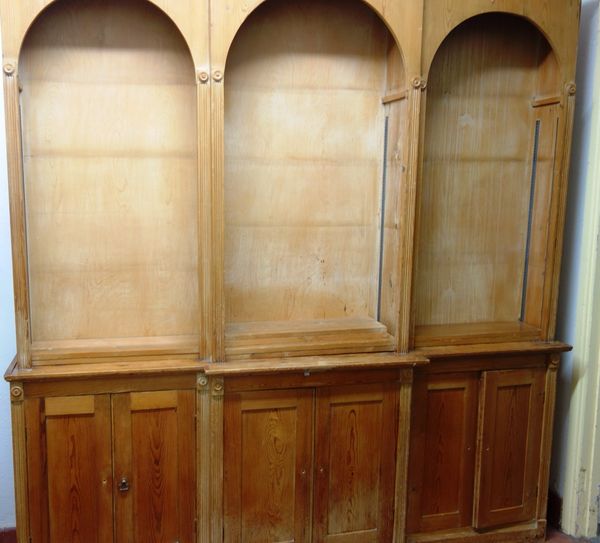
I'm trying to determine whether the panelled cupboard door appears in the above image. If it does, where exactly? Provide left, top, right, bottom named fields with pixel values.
left=223, top=389, right=313, bottom=543
left=474, top=368, right=545, bottom=529
left=112, top=390, right=196, bottom=543
left=313, top=383, right=398, bottom=543
left=406, top=372, right=478, bottom=533
left=25, top=395, right=113, bottom=543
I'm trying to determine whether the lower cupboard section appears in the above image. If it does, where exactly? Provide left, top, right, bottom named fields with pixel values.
left=13, top=355, right=558, bottom=543
left=406, top=359, right=553, bottom=541
left=24, top=388, right=196, bottom=543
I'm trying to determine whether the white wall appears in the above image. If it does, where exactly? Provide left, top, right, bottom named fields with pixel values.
left=0, top=30, right=16, bottom=527
left=552, top=0, right=599, bottom=505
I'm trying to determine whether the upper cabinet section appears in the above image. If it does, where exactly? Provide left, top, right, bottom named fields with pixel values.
left=222, top=0, right=412, bottom=358
left=0, top=0, right=580, bottom=367
left=414, top=11, right=570, bottom=348
left=17, top=0, right=203, bottom=363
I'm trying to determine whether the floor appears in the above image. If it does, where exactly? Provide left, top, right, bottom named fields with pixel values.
left=547, top=528, right=600, bottom=542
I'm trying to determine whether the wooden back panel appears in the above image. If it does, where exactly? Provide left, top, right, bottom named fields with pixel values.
left=19, top=0, right=199, bottom=343
left=415, top=14, right=560, bottom=330
left=224, top=0, right=402, bottom=326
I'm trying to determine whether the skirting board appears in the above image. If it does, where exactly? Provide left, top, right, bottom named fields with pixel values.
left=0, top=529, right=16, bottom=543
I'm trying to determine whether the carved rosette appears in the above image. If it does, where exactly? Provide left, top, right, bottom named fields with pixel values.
left=212, top=377, right=224, bottom=397
left=10, top=384, right=24, bottom=403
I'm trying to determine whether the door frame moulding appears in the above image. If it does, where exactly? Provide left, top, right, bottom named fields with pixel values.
left=560, top=24, right=600, bottom=538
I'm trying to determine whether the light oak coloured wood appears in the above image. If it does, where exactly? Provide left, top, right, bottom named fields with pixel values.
left=3, top=70, right=30, bottom=367
left=19, top=0, right=199, bottom=348
left=414, top=13, right=561, bottom=344
left=0, top=0, right=209, bottom=67
left=223, top=0, right=405, bottom=355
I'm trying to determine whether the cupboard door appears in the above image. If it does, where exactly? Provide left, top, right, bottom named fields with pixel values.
left=223, top=389, right=313, bottom=543
left=25, top=395, right=113, bottom=543
left=474, top=368, right=545, bottom=529
left=313, top=383, right=398, bottom=542
left=407, top=373, right=479, bottom=533
left=113, top=390, right=196, bottom=543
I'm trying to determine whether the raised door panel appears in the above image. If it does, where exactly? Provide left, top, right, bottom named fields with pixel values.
left=223, top=389, right=313, bottom=543
left=406, top=372, right=478, bottom=533
left=113, top=390, right=196, bottom=543
left=474, top=368, right=545, bottom=529
left=25, top=395, right=113, bottom=543
left=313, top=383, right=398, bottom=542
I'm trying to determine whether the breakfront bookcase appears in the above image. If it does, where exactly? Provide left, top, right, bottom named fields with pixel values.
left=1, top=0, right=580, bottom=541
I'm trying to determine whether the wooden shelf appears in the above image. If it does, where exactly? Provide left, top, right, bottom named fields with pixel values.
left=205, top=352, right=427, bottom=376
left=5, top=356, right=203, bottom=382
left=31, top=335, right=199, bottom=364
left=416, top=340, right=571, bottom=360
left=225, top=317, right=395, bottom=358
left=414, top=321, right=542, bottom=348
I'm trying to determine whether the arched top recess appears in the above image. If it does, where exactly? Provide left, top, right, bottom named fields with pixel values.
left=1, top=0, right=205, bottom=69
left=422, top=2, right=579, bottom=81
left=426, top=12, right=560, bottom=93
left=212, top=0, right=423, bottom=77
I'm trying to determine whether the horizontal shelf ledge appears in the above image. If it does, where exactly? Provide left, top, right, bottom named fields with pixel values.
left=416, top=340, right=571, bottom=359
left=225, top=317, right=395, bottom=358
left=31, top=335, right=199, bottom=363
left=382, top=89, right=408, bottom=104
left=5, top=356, right=203, bottom=382
left=204, top=352, right=428, bottom=377
left=414, top=321, right=542, bottom=348
left=531, top=94, right=562, bottom=108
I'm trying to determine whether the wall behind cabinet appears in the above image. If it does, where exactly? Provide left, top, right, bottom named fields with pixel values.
left=0, top=35, right=16, bottom=524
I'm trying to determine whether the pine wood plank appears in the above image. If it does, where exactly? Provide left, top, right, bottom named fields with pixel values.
left=204, top=352, right=427, bottom=376
left=31, top=336, right=199, bottom=362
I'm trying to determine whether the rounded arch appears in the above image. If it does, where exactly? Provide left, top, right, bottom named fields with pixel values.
left=17, top=0, right=195, bottom=69
left=425, top=11, right=560, bottom=78
left=223, top=0, right=407, bottom=83
left=18, top=0, right=201, bottom=343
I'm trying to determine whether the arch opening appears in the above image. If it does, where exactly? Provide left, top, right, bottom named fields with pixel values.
left=415, top=13, right=561, bottom=344
left=20, top=0, right=199, bottom=347
left=223, top=0, right=408, bottom=353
